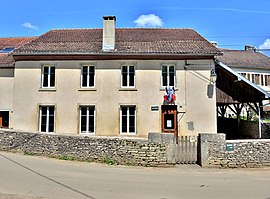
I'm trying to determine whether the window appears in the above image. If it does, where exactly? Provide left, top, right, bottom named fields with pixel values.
left=0, top=47, right=15, bottom=53
left=121, top=65, right=135, bottom=87
left=120, top=106, right=136, bottom=134
left=265, top=75, right=270, bottom=86
left=81, top=66, right=95, bottom=87
left=39, top=106, right=55, bottom=133
left=162, top=65, right=175, bottom=87
left=42, top=66, right=55, bottom=88
left=80, top=106, right=95, bottom=134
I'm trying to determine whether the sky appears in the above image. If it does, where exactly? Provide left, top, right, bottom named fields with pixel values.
left=1, top=0, right=270, bottom=55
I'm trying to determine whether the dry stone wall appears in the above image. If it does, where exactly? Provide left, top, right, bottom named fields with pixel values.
left=0, top=130, right=168, bottom=167
left=198, top=133, right=270, bottom=168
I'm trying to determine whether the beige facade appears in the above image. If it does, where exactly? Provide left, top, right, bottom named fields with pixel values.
left=0, top=68, right=14, bottom=128
left=10, top=59, right=217, bottom=137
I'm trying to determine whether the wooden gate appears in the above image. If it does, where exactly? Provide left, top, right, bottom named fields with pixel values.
left=176, top=136, right=198, bottom=164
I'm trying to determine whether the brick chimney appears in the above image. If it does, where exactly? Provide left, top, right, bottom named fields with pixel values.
left=102, top=16, right=116, bottom=51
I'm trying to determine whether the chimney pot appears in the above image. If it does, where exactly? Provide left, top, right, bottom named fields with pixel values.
left=245, top=45, right=256, bottom=52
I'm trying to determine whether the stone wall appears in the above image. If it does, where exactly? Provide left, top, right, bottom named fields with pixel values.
left=0, top=130, right=168, bottom=167
left=198, top=133, right=270, bottom=168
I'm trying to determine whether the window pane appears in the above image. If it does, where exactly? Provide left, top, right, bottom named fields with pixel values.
left=169, top=66, right=175, bottom=86
left=82, top=74, right=88, bottom=87
left=129, top=107, right=136, bottom=133
left=89, top=115, right=94, bottom=132
left=89, top=66, right=95, bottom=75
left=81, top=115, right=87, bottom=132
left=43, top=67, right=49, bottom=87
left=162, top=66, right=167, bottom=86
left=121, top=107, right=128, bottom=133
left=89, top=74, right=94, bottom=86
left=48, top=115, right=54, bottom=132
left=122, top=66, right=128, bottom=87
left=122, top=115, right=127, bottom=133
left=82, top=66, right=88, bottom=87
left=43, top=67, right=49, bottom=75
left=88, top=106, right=95, bottom=132
left=89, top=66, right=95, bottom=87
left=48, top=107, right=54, bottom=132
left=129, top=66, right=135, bottom=87
left=50, top=73, right=55, bottom=87
left=41, top=115, right=47, bottom=132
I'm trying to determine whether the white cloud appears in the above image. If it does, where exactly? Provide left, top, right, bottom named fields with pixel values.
left=134, top=14, right=163, bottom=27
left=259, top=39, right=270, bottom=49
left=22, top=22, right=38, bottom=30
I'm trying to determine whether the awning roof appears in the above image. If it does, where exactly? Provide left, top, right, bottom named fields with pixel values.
left=215, top=60, right=270, bottom=104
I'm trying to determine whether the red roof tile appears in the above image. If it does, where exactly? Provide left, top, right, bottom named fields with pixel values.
left=0, top=37, right=36, bottom=67
left=0, top=53, right=14, bottom=67
left=0, top=37, right=36, bottom=49
left=218, top=49, right=270, bottom=69
left=14, top=28, right=221, bottom=56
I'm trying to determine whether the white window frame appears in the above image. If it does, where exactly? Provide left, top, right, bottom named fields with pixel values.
left=42, top=65, right=55, bottom=88
left=120, top=105, right=136, bottom=135
left=79, top=106, right=95, bottom=134
left=81, top=65, right=95, bottom=88
left=121, top=65, right=136, bottom=88
left=161, top=64, right=176, bottom=87
left=39, top=106, right=55, bottom=133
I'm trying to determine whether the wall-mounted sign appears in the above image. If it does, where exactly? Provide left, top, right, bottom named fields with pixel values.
left=151, top=105, right=159, bottom=111
left=226, top=143, right=234, bottom=151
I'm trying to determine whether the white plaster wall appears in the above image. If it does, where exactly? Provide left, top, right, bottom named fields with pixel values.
left=12, top=59, right=217, bottom=137
left=0, top=68, right=14, bottom=111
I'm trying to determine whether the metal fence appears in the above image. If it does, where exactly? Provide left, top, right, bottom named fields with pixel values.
left=176, top=136, right=198, bottom=164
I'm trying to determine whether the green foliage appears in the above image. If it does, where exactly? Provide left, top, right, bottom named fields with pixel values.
left=58, top=156, right=76, bottom=161
left=24, top=151, right=34, bottom=156
left=103, top=158, right=118, bottom=165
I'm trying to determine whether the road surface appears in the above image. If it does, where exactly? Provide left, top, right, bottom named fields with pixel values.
left=0, top=151, right=270, bottom=199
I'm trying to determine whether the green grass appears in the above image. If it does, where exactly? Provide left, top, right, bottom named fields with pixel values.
left=103, top=158, right=118, bottom=165
left=24, top=151, right=34, bottom=156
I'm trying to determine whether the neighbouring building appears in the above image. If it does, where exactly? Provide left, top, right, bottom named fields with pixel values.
left=218, top=46, right=270, bottom=92
left=215, top=45, right=270, bottom=139
left=1, top=16, right=222, bottom=138
left=0, top=37, right=35, bottom=128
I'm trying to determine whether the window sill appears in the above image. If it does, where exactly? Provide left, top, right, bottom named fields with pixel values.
left=39, top=88, right=57, bottom=92
left=78, top=88, right=97, bottom=91
left=119, top=88, right=137, bottom=91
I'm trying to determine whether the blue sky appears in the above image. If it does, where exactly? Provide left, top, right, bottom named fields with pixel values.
left=1, top=0, right=270, bottom=55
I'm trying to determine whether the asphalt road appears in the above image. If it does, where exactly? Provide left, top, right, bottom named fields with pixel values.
left=0, top=151, right=270, bottom=199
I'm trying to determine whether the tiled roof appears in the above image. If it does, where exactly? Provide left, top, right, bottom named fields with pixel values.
left=0, top=37, right=35, bottom=50
left=217, top=48, right=270, bottom=69
left=0, top=53, right=14, bottom=67
left=14, top=28, right=221, bottom=55
left=0, top=37, right=36, bottom=67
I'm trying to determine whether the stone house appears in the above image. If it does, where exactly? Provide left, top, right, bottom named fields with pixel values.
left=0, top=16, right=222, bottom=138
